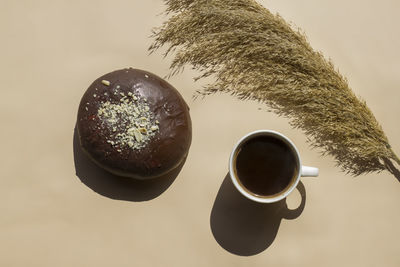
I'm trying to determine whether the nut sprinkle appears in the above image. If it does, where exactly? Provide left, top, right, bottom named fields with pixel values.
left=97, top=89, right=159, bottom=150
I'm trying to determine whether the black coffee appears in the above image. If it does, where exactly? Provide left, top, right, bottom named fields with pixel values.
left=234, top=135, right=298, bottom=197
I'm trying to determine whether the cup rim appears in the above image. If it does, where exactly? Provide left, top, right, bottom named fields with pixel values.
left=229, top=130, right=302, bottom=203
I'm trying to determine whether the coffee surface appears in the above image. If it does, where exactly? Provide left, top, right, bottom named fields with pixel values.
left=235, top=135, right=298, bottom=197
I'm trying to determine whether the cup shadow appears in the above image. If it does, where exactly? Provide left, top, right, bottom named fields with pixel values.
left=210, top=174, right=306, bottom=256
left=73, top=126, right=183, bottom=201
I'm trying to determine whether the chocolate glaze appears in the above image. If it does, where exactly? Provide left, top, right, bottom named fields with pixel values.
left=77, top=68, right=192, bottom=179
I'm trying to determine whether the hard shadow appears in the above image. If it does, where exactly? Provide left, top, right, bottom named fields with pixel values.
left=73, top=126, right=183, bottom=201
left=210, top=174, right=306, bottom=256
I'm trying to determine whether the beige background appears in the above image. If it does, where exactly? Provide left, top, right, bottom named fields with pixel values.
left=1, top=0, right=399, bottom=266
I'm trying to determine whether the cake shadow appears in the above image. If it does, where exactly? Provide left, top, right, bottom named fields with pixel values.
left=210, top=174, right=306, bottom=256
left=73, top=126, right=183, bottom=201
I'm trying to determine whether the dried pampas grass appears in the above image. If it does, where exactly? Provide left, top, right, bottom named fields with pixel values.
left=150, top=0, right=400, bottom=177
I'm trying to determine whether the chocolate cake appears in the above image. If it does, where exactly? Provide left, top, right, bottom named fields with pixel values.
left=77, top=68, right=192, bottom=179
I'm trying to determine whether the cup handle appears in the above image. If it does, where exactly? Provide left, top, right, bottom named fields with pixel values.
left=301, top=166, right=319, bottom=177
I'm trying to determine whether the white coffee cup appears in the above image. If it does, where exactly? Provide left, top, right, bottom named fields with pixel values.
left=229, top=130, right=318, bottom=203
